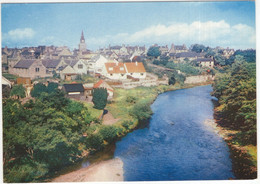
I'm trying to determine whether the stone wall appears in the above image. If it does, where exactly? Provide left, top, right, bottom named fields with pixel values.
left=184, top=75, right=214, bottom=84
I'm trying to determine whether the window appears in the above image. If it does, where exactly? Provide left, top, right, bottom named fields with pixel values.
left=78, top=64, right=83, bottom=69
left=130, top=73, right=133, bottom=75
left=121, top=74, right=124, bottom=76
left=141, top=73, right=144, bottom=76
left=35, top=68, right=40, bottom=72
left=110, top=74, right=113, bottom=76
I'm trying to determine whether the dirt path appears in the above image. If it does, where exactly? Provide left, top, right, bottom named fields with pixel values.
left=52, top=158, right=124, bottom=182
left=102, top=111, right=120, bottom=125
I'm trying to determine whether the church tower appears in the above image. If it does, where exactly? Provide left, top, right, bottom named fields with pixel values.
left=79, top=30, right=87, bottom=52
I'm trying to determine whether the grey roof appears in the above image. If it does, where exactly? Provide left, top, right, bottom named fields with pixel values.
left=63, top=83, right=84, bottom=93
left=14, top=59, right=36, bottom=69
left=175, top=52, right=199, bottom=58
left=196, top=58, right=214, bottom=62
left=175, top=45, right=187, bottom=50
left=64, top=60, right=78, bottom=67
left=42, top=59, right=60, bottom=68
left=110, top=46, right=121, bottom=50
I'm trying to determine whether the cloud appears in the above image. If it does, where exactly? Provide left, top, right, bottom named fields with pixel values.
left=87, top=20, right=255, bottom=50
left=3, top=28, right=35, bottom=41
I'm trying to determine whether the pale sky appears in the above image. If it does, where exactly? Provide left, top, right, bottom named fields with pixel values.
left=1, top=1, right=256, bottom=50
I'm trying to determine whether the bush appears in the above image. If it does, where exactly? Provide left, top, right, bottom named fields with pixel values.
left=122, top=121, right=134, bottom=130
left=99, top=125, right=118, bottom=143
left=126, top=96, right=137, bottom=104
left=129, top=102, right=153, bottom=121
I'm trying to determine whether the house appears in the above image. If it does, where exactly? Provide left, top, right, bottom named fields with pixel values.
left=159, top=45, right=169, bottom=56
left=60, top=65, right=77, bottom=80
left=174, top=52, right=203, bottom=62
left=93, top=55, right=110, bottom=73
left=41, top=59, right=61, bottom=75
left=9, top=59, right=51, bottom=79
left=72, top=60, right=88, bottom=75
left=169, top=44, right=188, bottom=54
left=197, top=58, right=214, bottom=68
left=103, top=62, right=127, bottom=80
left=63, top=83, right=85, bottom=100
left=124, top=62, right=146, bottom=79
left=222, top=47, right=235, bottom=58
left=83, top=83, right=94, bottom=96
left=93, top=79, right=114, bottom=98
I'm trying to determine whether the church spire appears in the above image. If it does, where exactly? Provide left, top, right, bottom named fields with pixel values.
left=80, top=30, right=85, bottom=42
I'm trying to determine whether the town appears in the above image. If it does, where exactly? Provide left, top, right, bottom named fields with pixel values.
left=2, top=30, right=248, bottom=102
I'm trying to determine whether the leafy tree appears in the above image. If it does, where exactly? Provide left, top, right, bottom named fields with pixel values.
left=212, top=60, right=256, bottom=145
left=2, top=85, right=11, bottom=98
left=46, top=82, right=58, bottom=94
left=10, top=84, right=26, bottom=99
left=147, top=46, right=161, bottom=58
left=191, top=44, right=206, bottom=53
left=3, top=91, right=95, bottom=182
left=214, top=54, right=226, bottom=66
left=169, top=74, right=176, bottom=85
left=31, top=83, right=47, bottom=98
left=234, top=49, right=256, bottom=63
left=92, top=88, right=108, bottom=110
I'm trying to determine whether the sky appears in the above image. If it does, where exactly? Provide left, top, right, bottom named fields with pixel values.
left=1, top=1, right=256, bottom=50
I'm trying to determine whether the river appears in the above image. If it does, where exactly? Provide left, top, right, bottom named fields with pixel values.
left=114, top=85, right=234, bottom=181
left=51, top=85, right=235, bottom=181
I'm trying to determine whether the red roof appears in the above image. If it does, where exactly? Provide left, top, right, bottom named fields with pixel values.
left=93, top=79, right=104, bottom=88
left=125, top=62, right=146, bottom=73
left=105, top=63, right=126, bottom=74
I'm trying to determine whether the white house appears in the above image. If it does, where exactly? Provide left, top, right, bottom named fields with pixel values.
left=124, top=62, right=146, bottom=79
left=103, top=62, right=127, bottom=80
left=60, top=65, right=77, bottom=80
left=94, top=55, right=109, bottom=73
left=73, top=60, right=88, bottom=74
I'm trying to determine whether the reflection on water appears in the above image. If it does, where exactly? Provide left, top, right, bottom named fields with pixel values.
left=114, top=85, right=234, bottom=181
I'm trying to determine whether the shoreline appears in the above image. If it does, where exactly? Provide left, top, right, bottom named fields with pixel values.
left=49, top=82, right=213, bottom=182
left=204, top=119, right=257, bottom=179
left=51, top=158, right=124, bottom=182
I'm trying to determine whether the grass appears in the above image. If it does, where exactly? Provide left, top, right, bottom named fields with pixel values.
left=84, top=103, right=103, bottom=119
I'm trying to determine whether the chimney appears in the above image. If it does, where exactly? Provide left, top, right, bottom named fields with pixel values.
left=135, top=61, right=138, bottom=66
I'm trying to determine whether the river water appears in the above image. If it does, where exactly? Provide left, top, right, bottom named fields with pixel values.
left=114, top=85, right=234, bottom=181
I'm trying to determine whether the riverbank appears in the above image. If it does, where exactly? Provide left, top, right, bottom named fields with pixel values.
left=204, top=119, right=257, bottom=179
left=52, top=158, right=124, bottom=182
left=50, top=82, right=213, bottom=182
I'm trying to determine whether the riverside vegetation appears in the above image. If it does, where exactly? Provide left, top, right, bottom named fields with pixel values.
left=212, top=57, right=257, bottom=178
left=3, top=78, right=195, bottom=182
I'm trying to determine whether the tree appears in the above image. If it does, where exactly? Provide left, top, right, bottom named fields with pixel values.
left=92, top=88, right=108, bottom=110
left=31, top=83, right=47, bottom=98
left=169, top=74, right=176, bottom=85
left=2, top=85, right=11, bottom=98
left=10, top=84, right=26, bottom=99
left=191, top=44, right=206, bottom=53
left=147, top=46, right=161, bottom=58
left=46, top=82, right=58, bottom=94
